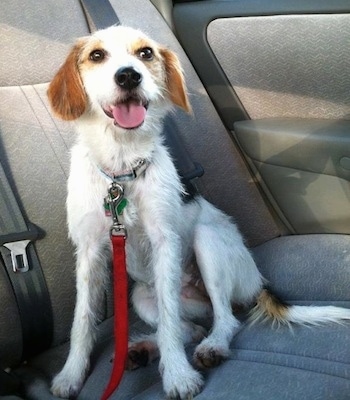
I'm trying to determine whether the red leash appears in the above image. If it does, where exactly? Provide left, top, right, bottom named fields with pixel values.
left=101, top=234, right=128, bottom=400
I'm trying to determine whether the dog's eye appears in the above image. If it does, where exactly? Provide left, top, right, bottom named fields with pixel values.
left=89, top=49, right=105, bottom=62
left=138, top=47, right=153, bottom=61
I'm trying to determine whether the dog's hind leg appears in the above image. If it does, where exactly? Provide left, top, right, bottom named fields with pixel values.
left=129, top=282, right=207, bottom=370
left=127, top=334, right=159, bottom=370
left=192, top=241, right=240, bottom=369
left=192, top=199, right=262, bottom=369
left=51, top=227, right=110, bottom=398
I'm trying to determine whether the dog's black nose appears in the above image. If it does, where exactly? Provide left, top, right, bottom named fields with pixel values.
left=115, top=67, right=142, bottom=90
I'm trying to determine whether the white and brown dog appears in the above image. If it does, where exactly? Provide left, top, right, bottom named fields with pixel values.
left=48, top=26, right=350, bottom=399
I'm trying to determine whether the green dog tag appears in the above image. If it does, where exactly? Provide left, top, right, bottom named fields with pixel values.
left=104, top=198, right=128, bottom=216
left=116, top=198, right=128, bottom=215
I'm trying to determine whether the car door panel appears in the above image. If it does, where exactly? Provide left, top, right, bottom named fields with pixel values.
left=173, top=0, right=350, bottom=234
left=235, top=119, right=350, bottom=233
left=207, top=14, right=350, bottom=120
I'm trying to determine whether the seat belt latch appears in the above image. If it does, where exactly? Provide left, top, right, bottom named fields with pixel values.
left=3, top=239, right=31, bottom=273
left=1, top=224, right=40, bottom=273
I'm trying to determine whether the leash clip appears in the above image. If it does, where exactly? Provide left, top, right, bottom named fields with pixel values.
left=110, top=224, right=127, bottom=238
left=107, top=182, right=127, bottom=238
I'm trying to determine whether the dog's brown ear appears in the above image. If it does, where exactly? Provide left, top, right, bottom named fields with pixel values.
left=160, top=48, right=191, bottom=113
left=47, top=41, right=87, bottom=120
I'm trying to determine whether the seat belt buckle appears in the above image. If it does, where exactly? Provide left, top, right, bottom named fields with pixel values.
left=0, top=223, right=40, bottom=273
left=2, top=240, right=31, bottom=272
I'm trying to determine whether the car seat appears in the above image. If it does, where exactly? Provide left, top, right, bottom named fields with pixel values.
left=0, top=0, right=349, bottom=399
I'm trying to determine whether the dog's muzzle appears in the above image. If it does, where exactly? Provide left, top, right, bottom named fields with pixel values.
left=103, top=67, right=149, bottom=130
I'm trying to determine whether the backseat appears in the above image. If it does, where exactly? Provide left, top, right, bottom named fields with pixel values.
left=1, top=0, right=349, bottom=399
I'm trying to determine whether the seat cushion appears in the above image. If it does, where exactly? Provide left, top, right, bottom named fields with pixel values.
left=253, top=234, right=350, bottom=307
left=15, top=234, right=350, bottom=399
left=79, top=322, right=350, bottom=400
left=18, top=316, right=350, bottom=399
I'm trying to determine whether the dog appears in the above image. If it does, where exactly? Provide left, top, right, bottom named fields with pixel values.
left=47, top=26, right=350, bottom=399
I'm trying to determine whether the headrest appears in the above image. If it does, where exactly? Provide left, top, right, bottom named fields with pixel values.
left=0, top=0, right=90, bottom=86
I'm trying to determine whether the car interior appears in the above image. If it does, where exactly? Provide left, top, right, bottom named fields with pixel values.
left=1, top=0, right=349, bottom=399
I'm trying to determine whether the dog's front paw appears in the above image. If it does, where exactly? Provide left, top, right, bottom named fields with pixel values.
left=51, top=365, right=87, bottom=399
left=161, top=361, right=203, bottom=400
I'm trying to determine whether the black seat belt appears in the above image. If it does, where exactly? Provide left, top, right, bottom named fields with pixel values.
left=0, top=160, right=53, bottom=360
left=80, top=0, right=119, bottom=31
left=79, top=0, right=204, bottom=198
left=0, top=368, right=23, bottom=397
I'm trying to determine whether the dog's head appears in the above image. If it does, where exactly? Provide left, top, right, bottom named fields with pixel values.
left=47, top=26, right=190, bottom=130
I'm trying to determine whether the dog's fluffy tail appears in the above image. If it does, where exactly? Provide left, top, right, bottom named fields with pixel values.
left=249, top=289, right=350, bottom=326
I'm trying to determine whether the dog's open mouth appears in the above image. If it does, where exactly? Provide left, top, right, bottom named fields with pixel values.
left=103, top=97, right=149, bottom=129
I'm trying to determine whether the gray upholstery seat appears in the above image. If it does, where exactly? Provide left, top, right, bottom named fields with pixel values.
left=1, top=0, right=349, bottom=399
left=14, top=235, right=350, bottom=399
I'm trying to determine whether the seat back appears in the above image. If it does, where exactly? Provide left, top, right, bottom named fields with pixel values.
left=0, top=0, right=90, bottom=366
left=0, top=0, right=280, bottom=367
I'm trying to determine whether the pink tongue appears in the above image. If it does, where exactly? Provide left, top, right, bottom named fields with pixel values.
left=111, top=101, right=146, bottom=129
